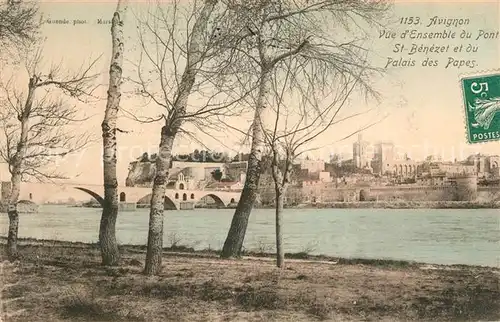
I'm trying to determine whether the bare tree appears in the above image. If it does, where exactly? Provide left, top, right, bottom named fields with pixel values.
left=0, top=0, right=40, bottom=48
left=220, top=0, right=390, bottom=258
left=264, top=61, right=381, bottom=268
left=99, top=0, right=128, bottom=267
left=129, top=0, right=251, bottom=276
left=0, top=46, right=99, bottom=260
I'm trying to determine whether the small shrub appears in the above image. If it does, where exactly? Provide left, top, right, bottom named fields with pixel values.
left=167, top=232, right=182, bottom=248
left=61, top=287, right=118, bottom=321
left=234, top=286, right=286, bottom=310
left=307, top=298, right=334, bottom=320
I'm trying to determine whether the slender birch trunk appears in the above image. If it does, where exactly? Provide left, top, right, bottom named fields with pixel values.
left=144, top=0, right=218, bottom=276
left=274, top=186, right=285, bottom=268
left=144, top=124, right=178, bottom=275
left=6, top=81, right=35, bottom=260
left=272, top=150, right=293, bottom=268
left=270, top=149, right=290, bottom=268
left=99, top=0, right=126, bottom=266
left=222, top=32, right=312, bottom=258
left=221, top=65, right=272, bottom=258
left=273, top=155, right=284, bottom=268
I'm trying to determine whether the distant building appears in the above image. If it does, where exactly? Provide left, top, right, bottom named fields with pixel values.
left=223, top=161, right=248, bottom=182
left=489, top=156, right=500, bottom=177
left=419, top=161, right=476, bottom=176
left=205, top=181, right=243, bottom=191
left=371, top=142, right=396, bottom=175
left=167, top=161, right=248, bottom=189
left=391, top=160, right=419, bottom=179
left=437, top=163, right=476, bottom=176
left=416, top=173, right=447, bottom=186
left=166, top=168, right=197, bottom=190
left=297, top=168, right=331, bottom=186
left=416, top=161, right=476, bottom=186
left=299, top=159, right=325, bottom=173
left=369, top=142, right=421, bottom=180
left=353, top=134, right=373, bottom=169
left=465, top=154, right=500, bottom=178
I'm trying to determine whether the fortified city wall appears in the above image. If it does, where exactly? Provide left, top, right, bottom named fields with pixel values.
left=476, top=187, right=500, bottom=202
left=301, top=175, right=496, bottom=202
left=301, top=185, right=455, bottom=202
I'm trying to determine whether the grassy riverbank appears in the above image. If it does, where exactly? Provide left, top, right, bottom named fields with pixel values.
left=1, top=238, right=499, bottom=321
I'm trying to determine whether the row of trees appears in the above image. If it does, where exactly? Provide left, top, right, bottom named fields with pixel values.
left=1, top=0, right=391, bottom=272
left=175, top=150, right=232, bottom=163
left=137, top=150, right=232, bottom=163
left=0, top=0, right=100, bottom=257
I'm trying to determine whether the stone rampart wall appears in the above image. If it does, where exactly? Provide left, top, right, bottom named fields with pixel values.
left=368, top=186, right=454, bottom=201
left=477, top=187, right=500, bottom=202
left=301, top=184, right=484, bottom=202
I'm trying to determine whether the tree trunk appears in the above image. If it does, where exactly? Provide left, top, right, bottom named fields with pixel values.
left=99, top=0, right=126, bottom=266
left=7, top=167, right=22, bottom=261
left=7, top=175, right=21, bottom=260
left=221, top=66, right=272, bottom=258
left=144, top=126, right=176, bottom=276
left=273, top=151, right=293, bottom=268
left=275, top=187, right=285, bottom=268
left=271, top=151, right=290, bottom=269
left=144, top=0, right=218, bottom=276
left=6, top=82, right=34, bottom=261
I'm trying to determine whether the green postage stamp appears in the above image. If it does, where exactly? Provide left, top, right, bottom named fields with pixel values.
left=461, top=73, right=500, bottom=144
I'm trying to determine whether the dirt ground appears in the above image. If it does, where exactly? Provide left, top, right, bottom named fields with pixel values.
left=0, top=239, right=499, bottom=322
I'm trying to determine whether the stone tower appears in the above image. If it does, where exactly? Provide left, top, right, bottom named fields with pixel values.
left=449, top=175, right=478, bottom=201
left=1, top=181, right=11, bottom=201
left=353, top=134, right=369, bottom=168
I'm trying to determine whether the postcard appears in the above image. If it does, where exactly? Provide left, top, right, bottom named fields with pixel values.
left=0, top=0, right=498, bottom=321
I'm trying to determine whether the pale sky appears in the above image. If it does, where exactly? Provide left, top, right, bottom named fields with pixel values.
left=1, top=0, right=500, bottom=185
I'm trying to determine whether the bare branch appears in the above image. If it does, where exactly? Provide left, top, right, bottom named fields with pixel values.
left=0, top=41, right=100, bottom=184
left=0, top=1, right=40, bottom=49
left=127, top=0, right=255, bottom=141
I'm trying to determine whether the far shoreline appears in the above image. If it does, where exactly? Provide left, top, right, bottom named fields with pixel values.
left=64, top=200, right=500, bottom=210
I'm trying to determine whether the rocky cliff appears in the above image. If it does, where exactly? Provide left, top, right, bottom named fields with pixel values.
left=126, top=161, right=156, bottom=187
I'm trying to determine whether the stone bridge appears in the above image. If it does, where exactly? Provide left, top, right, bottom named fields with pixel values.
left=8, top=182, right=241, bottom=210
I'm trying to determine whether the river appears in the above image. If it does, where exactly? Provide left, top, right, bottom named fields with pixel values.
left=0, top=205, right=498, bottom=267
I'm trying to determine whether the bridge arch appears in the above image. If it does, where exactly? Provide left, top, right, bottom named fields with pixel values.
left=136, top=193, right=177, bottom=210
left=163, top=196, right=177, bottom=210
left=198, top=193, right=226, bottom=208
left=74, top=187, right=104, bottom=206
